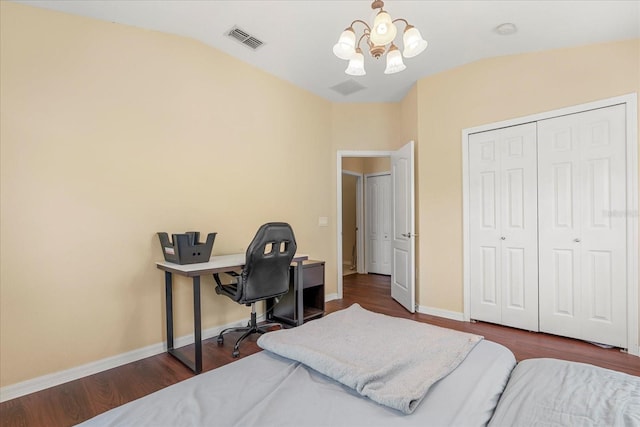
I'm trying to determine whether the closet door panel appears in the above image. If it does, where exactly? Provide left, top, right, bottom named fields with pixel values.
left=480, top=246, right=499, bottom=304
left=552, top=249, right=576, bottom=316
left=500, top=125, right=538, bottom=331
left=380, top=175, right=392, bottom=275
left=578, top=105, right=627, bottom=347
left=539, top=105, right=627, bottom=347
left=538, top=121, right=582, bottom=339
left=366, top=177, right=381, bottom=274
left=469, top=123, right=537, bottom=329
left=366, top=174, right=392, bottom=275
left=469, top=134, right=502, bottom=323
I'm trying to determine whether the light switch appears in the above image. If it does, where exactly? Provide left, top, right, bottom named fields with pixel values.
left=318, top=216, right=329, bottom=227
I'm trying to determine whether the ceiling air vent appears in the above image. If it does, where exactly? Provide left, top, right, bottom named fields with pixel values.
left=330, top=79, right=367, bottom=96
left=226, top=26, right=264, bottom=50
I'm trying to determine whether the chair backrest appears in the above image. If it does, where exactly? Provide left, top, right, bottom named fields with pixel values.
left=239, top=222, right=297, bottom=304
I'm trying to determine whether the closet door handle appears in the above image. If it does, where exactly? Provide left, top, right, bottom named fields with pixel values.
left=500, top=236, right=506, bottom=240
left=574, top=238, right=581, bottom=243
left=401, top=233, right=418, bottom=238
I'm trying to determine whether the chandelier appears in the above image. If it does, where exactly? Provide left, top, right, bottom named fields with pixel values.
left=332, top=0, right=428, bottom=76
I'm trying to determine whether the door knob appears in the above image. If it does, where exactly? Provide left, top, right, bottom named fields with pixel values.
left=500, top=236, right=506, bottom=240
left=574, top=238, right=581, bottom=243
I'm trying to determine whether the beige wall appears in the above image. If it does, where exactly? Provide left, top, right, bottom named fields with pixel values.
left=363, top=157, right=391, bottom=174
left=0, top=2, right=336, bottom=387
left=400, top=84, right=419, bottom=144
left=342, top=157, right=365, bottom=173
left=2, top=1, right=638, bottom=390
left=331, top=103, right=403, bottom=151
left=342, top=157, right=390, bottom=174
left=415, top=39, right=640, bottom=322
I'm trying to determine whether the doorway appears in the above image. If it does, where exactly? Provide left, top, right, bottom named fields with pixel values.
left=337, top=143, right=416, bottom=314
left=338, top=153, right=391, bottom=299
left=341, top=158, right=391, bottom=276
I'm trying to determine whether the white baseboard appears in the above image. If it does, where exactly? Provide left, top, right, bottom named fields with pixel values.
left=1, top=296, right=344, bottom=403
left=0, top=318, right=247, bottom=403
left=325, top=293, right=339, bottom=302
left=417, top=307, right=640, bottom=358
left=417, top=305, right=465, bottom=322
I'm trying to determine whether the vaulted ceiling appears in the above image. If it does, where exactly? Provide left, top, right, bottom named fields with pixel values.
left=15, top=1, right=640, bottom=102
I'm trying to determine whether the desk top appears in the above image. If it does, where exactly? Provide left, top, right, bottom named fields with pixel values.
left=156, top=253, right=309, bottom=277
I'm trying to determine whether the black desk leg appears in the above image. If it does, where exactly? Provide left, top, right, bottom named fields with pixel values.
left=165, top=272, right=174, bottom=351
left=295, top=260, right=304, bottom=326
left=165, top=273, right=203, bottom=374
left=193, top=276, right=202, bottom=373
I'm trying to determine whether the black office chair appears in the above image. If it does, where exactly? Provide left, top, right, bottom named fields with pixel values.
left=214, top=222, right=297, bottom=357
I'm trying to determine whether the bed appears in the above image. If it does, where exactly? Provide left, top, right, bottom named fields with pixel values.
left=77, top=304, right=639, bottom=426
left=489, top=358, right=640, bottom=426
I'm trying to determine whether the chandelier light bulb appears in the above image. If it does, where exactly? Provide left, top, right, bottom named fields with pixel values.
left=402, top=25, right=428, bottom=58
left=345, top=48, right=366, bottom=76
left=333, top=28, right=356, bottom=60
left=384, top=44, right=406, bottom=74
left=369, top=10, right=397, bottom=46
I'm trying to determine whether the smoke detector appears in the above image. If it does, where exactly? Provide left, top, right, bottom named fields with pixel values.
left=494, top=23, right=517, bottom=35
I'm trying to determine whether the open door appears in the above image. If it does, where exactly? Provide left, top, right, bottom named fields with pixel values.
left=391, top=141, right=415, bottom=312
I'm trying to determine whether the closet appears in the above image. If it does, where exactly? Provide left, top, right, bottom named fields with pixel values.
left=468, top=104, right=629, bottom=348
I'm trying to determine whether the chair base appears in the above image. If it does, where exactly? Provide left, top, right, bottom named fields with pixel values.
left=217, top=304, right=282, bottom=358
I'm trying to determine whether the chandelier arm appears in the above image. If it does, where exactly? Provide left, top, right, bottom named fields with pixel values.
left=350, top=19, right=372, bottom=32
left=356, top=33, right=369, bottom=50
left=392, top=18, right=410, bottom=28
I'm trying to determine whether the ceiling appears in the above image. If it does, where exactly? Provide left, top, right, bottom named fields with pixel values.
left=14, top=0, right=640, bottom=103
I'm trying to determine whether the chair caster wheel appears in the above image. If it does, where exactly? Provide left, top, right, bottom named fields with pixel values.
left=232, top=350, right=240, bottom=358
left=217, top=336, right=223, bottom=345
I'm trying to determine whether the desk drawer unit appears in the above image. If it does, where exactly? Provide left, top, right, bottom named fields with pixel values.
left=272, top=260, right=325, bottom=326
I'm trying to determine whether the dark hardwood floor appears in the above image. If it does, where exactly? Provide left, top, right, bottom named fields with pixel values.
left=1, top=273, right=639, bottom=427
left=335, top=274, right=640, bottom=375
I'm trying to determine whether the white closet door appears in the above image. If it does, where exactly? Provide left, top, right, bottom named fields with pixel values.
left=469, top=123, right=538, bottom=330
left=366, top=174, right=391, bottom=275
left=538, top=104, right=627, bottom=347
left=499, top=125, right=539, bottom=330
left=469, top=132, right=502, bottom=324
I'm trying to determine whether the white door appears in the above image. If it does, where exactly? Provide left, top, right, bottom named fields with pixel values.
left=538, top=104, right=627, bottom=347
left=469, top=123, right=539, bottom=331
left=391, top=141, right=415, bottom=313
left=366, top=174, right=391, bottom=275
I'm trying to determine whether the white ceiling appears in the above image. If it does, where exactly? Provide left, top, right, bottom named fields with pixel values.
left=15, top=0, right=640, bottom=103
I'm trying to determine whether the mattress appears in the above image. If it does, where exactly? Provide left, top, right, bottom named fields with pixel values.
left=77, top=339, right=515, bottom=427
left=489, top=358, right=640, bottom=426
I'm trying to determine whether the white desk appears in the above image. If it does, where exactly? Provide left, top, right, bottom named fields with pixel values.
left=156, top=253, right=308, bottom=373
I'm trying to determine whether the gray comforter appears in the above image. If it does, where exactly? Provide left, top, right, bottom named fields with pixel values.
left=257, top=303, right=483, bottom=414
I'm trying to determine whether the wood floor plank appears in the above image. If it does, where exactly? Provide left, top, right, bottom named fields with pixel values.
left=329, top=274, right=640, bottom=376
left=1, top=273, right=638, bottom=427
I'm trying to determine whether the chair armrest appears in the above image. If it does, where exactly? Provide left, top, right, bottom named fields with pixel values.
left=213, top=271, right=241, bottom=287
